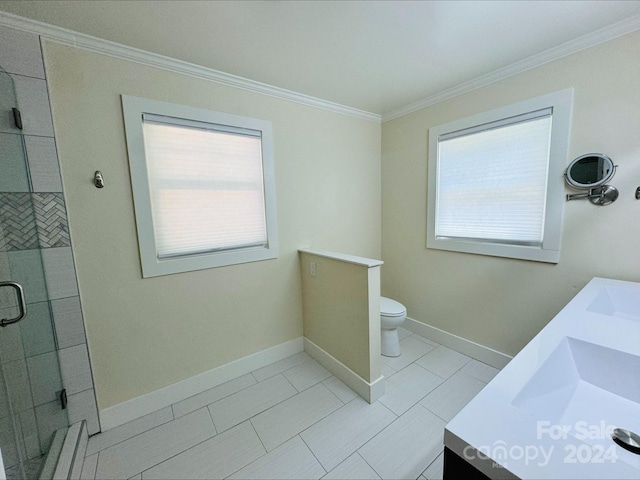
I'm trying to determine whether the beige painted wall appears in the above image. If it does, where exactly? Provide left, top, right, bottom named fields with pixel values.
left=300, top=252, right=381, bottom=383
left=42, top=43, right=381, bottom=410
left=382, top=31, right=640, bottom=357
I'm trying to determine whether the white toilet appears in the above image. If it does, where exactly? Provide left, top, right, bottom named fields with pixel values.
left=380, top=297, right=407, bottom=357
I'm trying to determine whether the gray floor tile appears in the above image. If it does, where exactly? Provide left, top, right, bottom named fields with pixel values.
left=208, top=374, right=297, bottom=432
left=229, top=435, right=326, bottom=479
left=251, top=352, right=312, bottom=382
left=422, top=452, right=444, bottom=480
left=78, top=342, right=488, bottom=480
left=87, top=407, right=174, bottom=456
left=301, top=397, right=396, bottom=472
left=172, top=373, right=256, bottom=419
left=283, top=358, right=332, bottom=392
left=419, top=372, right=486, bottom=422
left=397, top=327, right=412, bottom=340
left=412, top=334, right=439, bottom=348
left=95, top=408, right=215, bottom=479
left=251, top=383, right=342, bottom=451
left=322, top=453, right=381, bottom=480
left=459, top=359, right=500, bottom=383
left=380, top=363, right=396, bottom=378
left=80, top=453, right=98, bottom=480
left=142, top=421, right=264, bottom=480
left=380, top=337, right=435, bottom=371
left=415, top=345, right=471, bottom=379
left=322, top=376, right=357, bottom=404
left=358, top=404, right=445, bottom=480
left=378, top=363, right=444, bottom=416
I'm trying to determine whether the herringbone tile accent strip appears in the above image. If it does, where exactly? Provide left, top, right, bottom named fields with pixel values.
left=0, top=193, right=39, bottom=250
left=32, top=193, right=70, bottom=248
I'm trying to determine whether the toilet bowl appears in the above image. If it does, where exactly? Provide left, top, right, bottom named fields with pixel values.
left=380, top=297, right=407, bottom=357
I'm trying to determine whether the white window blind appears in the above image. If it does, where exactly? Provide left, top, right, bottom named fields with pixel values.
left=435, top=110, right=552, bottom=246
left=142, top=114, right=268, bottom=258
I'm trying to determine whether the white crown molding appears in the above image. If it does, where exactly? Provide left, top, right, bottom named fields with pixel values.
left=382, top=13, right=640, bottom=123
left=0, top=10, right=381, bottom=124
left=2, top=9, right=638, bottom=125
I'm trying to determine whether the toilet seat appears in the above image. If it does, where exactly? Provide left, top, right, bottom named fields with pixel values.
left=380, top=296, right=406, bottom=317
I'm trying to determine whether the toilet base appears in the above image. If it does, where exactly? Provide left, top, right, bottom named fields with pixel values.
left=381, top=328, right=401, bottom=357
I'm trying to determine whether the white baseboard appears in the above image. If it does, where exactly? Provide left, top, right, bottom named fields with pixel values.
left=303, top=338, right=385, bottom=403
left=99, top=337, right=304, bottom=431
left=404, top=317, right=512, bottom=369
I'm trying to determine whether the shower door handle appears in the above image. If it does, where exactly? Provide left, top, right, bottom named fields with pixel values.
left=0, top=281, right=27, bottom=327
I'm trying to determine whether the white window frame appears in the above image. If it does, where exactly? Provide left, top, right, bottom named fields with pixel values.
left=427, top=89, right=573, bottom=263
left=121, top=95, right=278, bottom=277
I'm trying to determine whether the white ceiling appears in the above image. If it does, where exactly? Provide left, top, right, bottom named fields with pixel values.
left=1, top=0, right=640, bottom=117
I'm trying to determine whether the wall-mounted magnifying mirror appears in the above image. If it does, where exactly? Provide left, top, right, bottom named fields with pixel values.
left=565, top=153, right=616, bottom=188
left=565, top=153, right=618, bottom=206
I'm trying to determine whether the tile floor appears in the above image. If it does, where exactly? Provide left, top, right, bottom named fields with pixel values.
left=79, top=329, right=500, bottom=480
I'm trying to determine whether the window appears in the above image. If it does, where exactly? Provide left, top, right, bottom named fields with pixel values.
left=121, top=96, right=278, bottom=277
left=427, top=89, right=573, bottom=263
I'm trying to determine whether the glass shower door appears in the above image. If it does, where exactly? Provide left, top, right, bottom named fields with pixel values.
left=0, top=66, right=69, bottom=479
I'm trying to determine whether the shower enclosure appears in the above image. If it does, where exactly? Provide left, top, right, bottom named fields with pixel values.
left=0, top=66, right=69, bottom=479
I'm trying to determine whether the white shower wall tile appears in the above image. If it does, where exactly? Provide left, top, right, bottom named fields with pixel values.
left=0, top=25, right=45, bottom=78
left=58, top=344, right=93, bottom=395
left=26, top=350, right=62, bottom=406
left=11, top=74, right=54, bottom=137
left=3, top=359, right=33, bottom=413
left=18, top=408, right=40, bottom=459
left=67, top=388, right=100, bottom=435
left=24, top=136, right=62, bottom=192
left=7, top=249, right=48, bottom=303
left=1, top=28, right=99, bottom=446
left=20, top=300, right=56, bottom=357
left=51, top=296, right=86, bottom=349
left=0, top=319, right=24, bottom=363
left=0, top=415, right=20, bottom=468
left=35, top=400, right=69, bottom=453
left=41, top=247, right=79, bottom=299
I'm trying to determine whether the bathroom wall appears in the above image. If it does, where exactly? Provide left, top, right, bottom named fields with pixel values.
left=299, top=250, right=382, bottom=389
left=381, top=31, right=640, bottom=357
left=41, top=42, right=381, bottom=411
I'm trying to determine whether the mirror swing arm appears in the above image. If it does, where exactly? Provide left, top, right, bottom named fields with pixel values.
left=564, top=153, right=618, bottom=206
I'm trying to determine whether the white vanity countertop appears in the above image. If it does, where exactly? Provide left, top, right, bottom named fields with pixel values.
left=445, top=277, right=640, bottom=479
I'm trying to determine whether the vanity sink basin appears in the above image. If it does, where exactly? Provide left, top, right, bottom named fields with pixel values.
left=587, top=286, right=640, bottom=320
left=512, top=337, right=640, bottom=443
